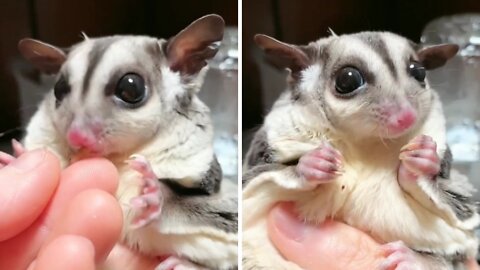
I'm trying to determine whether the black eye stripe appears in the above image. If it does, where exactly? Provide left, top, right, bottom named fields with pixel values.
left=54, top=75, right=71, bottom=107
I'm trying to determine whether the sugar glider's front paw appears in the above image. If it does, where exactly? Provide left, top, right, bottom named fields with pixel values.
left=398, top=135, right=440, bottom=182
left=126, top=154, right=164, bottom=229
left=296, top=143, right=343, bottom=184
left=0, top=139, right=25, bottom=168
left=156, top=256, right=207, bottom=270
left=379, top=241, right=423, bottom=270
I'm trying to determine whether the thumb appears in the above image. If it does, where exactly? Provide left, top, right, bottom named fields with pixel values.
left=267, top=202, right=382, bottom=270
left=0, top=149, right=60, bottom=241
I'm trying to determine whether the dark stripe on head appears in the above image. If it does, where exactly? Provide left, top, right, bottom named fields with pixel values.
left=82, top=37, right=118, bottom=97
left=145, top=41, right=161, bottom=61
left=356, top=33, right=398, bottom=80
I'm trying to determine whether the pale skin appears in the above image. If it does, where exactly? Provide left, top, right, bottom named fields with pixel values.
left=272, top=135, right=480, bottom=270
left=2, top=148, right=477, bottom=269
left=0, top=149, right=160, bottom=270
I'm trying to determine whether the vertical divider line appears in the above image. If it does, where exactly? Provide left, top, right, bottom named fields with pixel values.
left=237, top=0, right=243, bottom=267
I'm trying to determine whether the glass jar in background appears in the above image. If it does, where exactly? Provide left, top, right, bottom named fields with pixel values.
left=421, top=14, right=480, bottom=198
left=199, top=27, right=238, bottom=181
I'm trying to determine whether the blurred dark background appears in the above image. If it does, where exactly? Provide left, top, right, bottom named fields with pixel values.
left=0, top=0, right=237, bottom=149
left=243, top=0, right=480, bottom=150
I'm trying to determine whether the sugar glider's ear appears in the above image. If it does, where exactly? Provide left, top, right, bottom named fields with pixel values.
left=254, top=34, right=310, bottom=73
left=417, top=44, right=459, bottom=70
left=18, top=38, right=67, bottom=74
left=165, top=14, right=224, bottom=75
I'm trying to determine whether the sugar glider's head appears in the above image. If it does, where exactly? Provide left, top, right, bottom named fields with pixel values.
left=255, top=31, right=458, bottom=140
left=19, top=14, right=224, bottom=158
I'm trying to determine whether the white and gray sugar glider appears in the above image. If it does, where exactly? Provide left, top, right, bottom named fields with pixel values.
left=4, top=14, right=237, bottom=270
left=243, top=31, right=479, bottom=269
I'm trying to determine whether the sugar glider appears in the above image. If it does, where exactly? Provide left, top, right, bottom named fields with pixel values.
left=4, top=14, right=237, bottom=270
left=243, top=31, right=479, bottom=270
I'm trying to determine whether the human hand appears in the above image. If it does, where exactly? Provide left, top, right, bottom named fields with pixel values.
left=267, top=202, right=480, bottom=270
left=0, top=149, right=159, bottom=270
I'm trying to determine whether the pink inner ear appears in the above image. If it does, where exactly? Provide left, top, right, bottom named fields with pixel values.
left=166, top=14, right=224, bottom=75
left=417, top=44, right=458, bottom=70
left=18, top=38, right=66, bottom=74
left=254, top=34, right=309, bottom=72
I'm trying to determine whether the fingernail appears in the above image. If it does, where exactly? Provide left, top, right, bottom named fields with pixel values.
left=10, top=149, right=46, bottom=172
left=271, top=202, right=306, bottom=242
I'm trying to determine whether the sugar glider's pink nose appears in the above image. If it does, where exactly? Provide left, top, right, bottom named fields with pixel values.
left=67, top=124, right=102, bottom=152
left=395, top=110, right=416, bottom=130
left=387, top=109, right=417, bottom=133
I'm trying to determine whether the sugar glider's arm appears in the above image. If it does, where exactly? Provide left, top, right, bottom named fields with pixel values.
left=243, top=128, right=341, bottom=192
left=398, top=137, right=479, bottom=231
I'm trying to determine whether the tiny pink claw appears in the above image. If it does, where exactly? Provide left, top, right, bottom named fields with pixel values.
left=0, top=151, right=16, bottom=165
left=11, top=139, right=25, bottom=157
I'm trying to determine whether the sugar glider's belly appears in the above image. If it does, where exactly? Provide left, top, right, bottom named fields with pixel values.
left=296, top=168, right=477, bottom=257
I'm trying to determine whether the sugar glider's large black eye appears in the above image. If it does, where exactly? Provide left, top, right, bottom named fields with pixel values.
left=408, top=61, right=426, bottom=82
left=114, top=73, right=147, bottom=106
left=54, top=76, right=70, bottom=103
left=335, top=67, right=365, bottom=95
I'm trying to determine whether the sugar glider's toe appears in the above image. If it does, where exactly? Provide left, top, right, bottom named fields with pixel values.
left=155, top=255, right=207, bottom=270
left=379, top=241, right=422, bottom=270
left=11, top=139, right=25, bottom=157
left=296, top=143, right=343, bottom=183
left=0, top=151, right=15, bottom=168
left=126, top=154, right=158, bottom=181
left=398, top=135, right=440, bottom=181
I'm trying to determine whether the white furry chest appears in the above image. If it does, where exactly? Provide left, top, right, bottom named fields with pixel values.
left=296, top=162, right=477, bottom=257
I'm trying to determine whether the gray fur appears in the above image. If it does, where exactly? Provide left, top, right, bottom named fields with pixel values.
left=444, top=189, right=476, bottom=221
left=439, top=146, right=452, bottom=179
left=244, top=129, right=275, bottom=169
left=200, top=155, right=223, bottom=194
left=175, top=92, right=193, bottom=116
left=416, top=249, right=468, bottom=270
left=434, top=147, right=475, bottom=221
left=165, top=189, right=238, bottom=234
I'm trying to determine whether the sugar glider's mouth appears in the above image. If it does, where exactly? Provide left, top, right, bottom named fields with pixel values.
left=66, top=126, right=106, bottom=158
left=70, top=148, right=104, bottom=163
